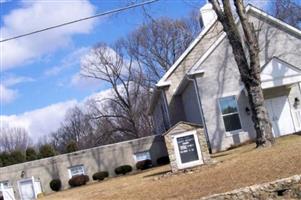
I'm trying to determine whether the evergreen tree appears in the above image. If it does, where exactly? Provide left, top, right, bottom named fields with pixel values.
left=26, top=147, right=38, bottom=161
left=10, top=150, right=26, bottom=164
left=39, top=144, right=56, bottom=158
left=0, top=152, right=13, bottom=166
left=66, top=141, right=78, bottom=153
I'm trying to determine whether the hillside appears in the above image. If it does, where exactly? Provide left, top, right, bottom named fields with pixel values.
left=41, top=134, right=301, bottom=200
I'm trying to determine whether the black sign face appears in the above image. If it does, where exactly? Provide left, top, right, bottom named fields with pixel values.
left=177, top=134, right=199, bottom=164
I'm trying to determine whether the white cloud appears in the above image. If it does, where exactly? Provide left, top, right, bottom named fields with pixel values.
left=0, top=100, right=78, bottom=142
left=0, top=75, right=35, bottom=104
left=70, top=72, right=103, bottom=89
left=83, top=86, right=115, bottom=104
left=69, top=46, right=118, bottom=89
left=2, top=75, right=34, bottom=87
left=0, top=84, right=18, bottom=104
left=0, top=0, right=96, bottom=70
left=80, top=46, right=122, bottom=78
left=75, top=45, right=135, bottom=87
left=44, top=47, right=90, bottom=77
left=0, top=88, right=115, bottom=142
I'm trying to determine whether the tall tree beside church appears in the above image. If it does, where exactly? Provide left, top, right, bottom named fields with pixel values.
left=209, top=0, right=274, bottom=147
left=272, top=0, right=301, bottom=29
left=125, top=15, right=200, bottom=84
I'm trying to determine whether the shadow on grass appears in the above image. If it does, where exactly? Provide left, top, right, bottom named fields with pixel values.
left=212, top=145, right=257, bottom=162
left=211, top=152, right=230, bottom=158
left=143, top=169, right=171, bottom=178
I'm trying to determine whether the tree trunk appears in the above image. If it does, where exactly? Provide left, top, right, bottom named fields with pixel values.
left=247, top=84, right=274, bottom=147
left=209, top=0, right=274, bottom=147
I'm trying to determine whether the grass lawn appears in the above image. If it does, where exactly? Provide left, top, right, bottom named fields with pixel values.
left=41, top=134, right=301, bottom=200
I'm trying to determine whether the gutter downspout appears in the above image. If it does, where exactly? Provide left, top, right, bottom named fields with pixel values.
left=187, top=73, right=212, bottom=152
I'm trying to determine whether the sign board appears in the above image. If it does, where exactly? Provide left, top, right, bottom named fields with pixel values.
left=177, top=135, right=199, bottom=163
left=163, top=122, right=210, bottom=172
left=172, top=130, right=203, bottom=170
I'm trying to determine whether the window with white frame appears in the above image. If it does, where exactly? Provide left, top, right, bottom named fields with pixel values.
left=68, top=165, right=85, bottom=178
left=0, top=180, right=10, bottom=188
left=218, top=96, right=242, bottom=132
left=134, top=151, right=151, bottom=162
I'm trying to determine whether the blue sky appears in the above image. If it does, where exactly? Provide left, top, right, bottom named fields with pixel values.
left=0, top=0, right=270, bottom=140
left=0, top=0, right=206, bottom=140
left=1, top=0, right=204, bottom=115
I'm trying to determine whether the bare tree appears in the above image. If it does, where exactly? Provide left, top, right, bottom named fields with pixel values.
left=87, top=100, right=135, bottom=145
left=209, top=0, right=274, bottom=147
left=81, top=42, right=153, bottom=141
left=0, top=126, right=31, bottom=152
left=125, top=16, right=200, bottom=83
left=272, top=0, right=301, bottom=29
left=74, top=15, right=201, bottom=144
left=50, top=106, right=95, bottom=152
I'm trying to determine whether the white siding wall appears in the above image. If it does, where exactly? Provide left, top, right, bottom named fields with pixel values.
left=192, top=15, right=301, bottom=152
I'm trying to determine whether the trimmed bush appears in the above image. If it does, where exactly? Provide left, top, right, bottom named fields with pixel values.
left=92, top=171, right=109, bottom=181
left=136, top=159, right=152, bottom=170
left=157, top=156, right=170, bottom=165
left=68, top=175, right=89, bottom=187
left=114, top=165, right=132, bottom=175
left=49, top=179, right=62, bottom=191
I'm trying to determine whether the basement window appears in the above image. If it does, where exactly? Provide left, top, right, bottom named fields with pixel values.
left=134, top=151, right=151, bottom=162
left=68, top=165, right=85, bottom=178
left=0, top=180, right=10, bottom=188
left=218, top=96, right=242, bottom=132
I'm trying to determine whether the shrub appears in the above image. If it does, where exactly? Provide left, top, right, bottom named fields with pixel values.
left=157, top=156, right=170, bottom=165
left=0, top=152, right=13, bottom=166
left=66, top=141, right=78, bottom=153
left=92, top=171, right=109, bottom=181
left=136, top=159, right=152, bottom=170
left=10, top=150, right=26, bottom=164
left=114, top=165, right=132, bottom=175
left=26, top=147, right=38, bottom=161
left=68, top=175, right=89, bottom=187
left=49, top=179, right=62, bottom=191
left=39, top=144, right=56, bottom=158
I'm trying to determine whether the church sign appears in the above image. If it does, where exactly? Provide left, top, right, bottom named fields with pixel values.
left=177, top=134, right=199, bottom=164
left=163, top=122, right=211, bottom=172
left=173, top=131, right=203, bottom=169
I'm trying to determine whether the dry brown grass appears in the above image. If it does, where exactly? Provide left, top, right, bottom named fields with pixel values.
left=41, top=134, right=301, bottom=200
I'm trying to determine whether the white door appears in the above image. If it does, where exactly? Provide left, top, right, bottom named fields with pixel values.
left=293, top=109, right=301, bottom=131
left=19, top=180, right=35, bottom=200
left=265, top=96, right=295, bottom=137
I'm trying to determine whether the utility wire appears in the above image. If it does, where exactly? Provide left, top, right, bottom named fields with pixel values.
left=0, top=0, right=159, bottom=43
